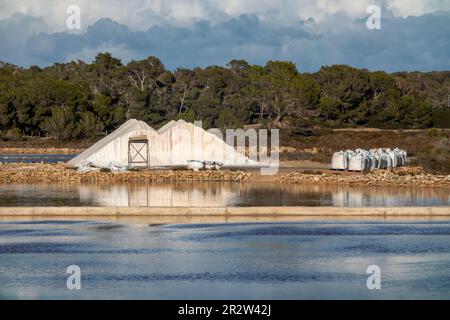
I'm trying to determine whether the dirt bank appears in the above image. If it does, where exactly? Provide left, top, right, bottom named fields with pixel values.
left=0, top=163, right=250, bottom=183
left=0, top=163, right=449, bottom=187
left=277, top=167, right=450, bottom=187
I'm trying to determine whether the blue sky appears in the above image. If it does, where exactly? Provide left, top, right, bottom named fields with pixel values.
left=0, top=0, right=449, bottom=72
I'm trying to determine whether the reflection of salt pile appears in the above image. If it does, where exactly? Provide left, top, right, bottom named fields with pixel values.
left=331, top=189, right=364, bottom=207
left=77, top=183, right=238, bottom=207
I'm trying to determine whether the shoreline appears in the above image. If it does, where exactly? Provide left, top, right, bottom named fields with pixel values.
left=0, top=163, right=251, bottom=183
left=276, top=168, right=450, bottom=187
left=0, top=163, right=449, bottom=187
left=0, top=147, right=84, bottom=155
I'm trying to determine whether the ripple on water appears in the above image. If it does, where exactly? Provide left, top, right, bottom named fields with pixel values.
left=1, top=221, right=450, bottom=299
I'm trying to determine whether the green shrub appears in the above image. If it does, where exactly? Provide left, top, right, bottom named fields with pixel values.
left=4, top=128, right=23, bottom=141
left=432, top=109, right=450, bottom=128
left=428, top=128, right=439, bottom=137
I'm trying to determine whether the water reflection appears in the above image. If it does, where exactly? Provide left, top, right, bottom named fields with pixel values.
left=0, top=182, right=448, bottom=207
left=78, top=183, right=237, bottom=207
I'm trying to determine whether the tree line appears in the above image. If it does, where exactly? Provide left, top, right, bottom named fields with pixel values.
left=0, top=53, right=449, bottom=141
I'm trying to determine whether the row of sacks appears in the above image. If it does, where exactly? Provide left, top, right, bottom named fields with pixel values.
left=332, top=148, right=407, bottom=172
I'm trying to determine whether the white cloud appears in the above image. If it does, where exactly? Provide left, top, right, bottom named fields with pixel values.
left=0, top=0, right=449, bottom=71
left=0, top=0, right=448, bottom=33
left=387, top=0, right=450, bottom=17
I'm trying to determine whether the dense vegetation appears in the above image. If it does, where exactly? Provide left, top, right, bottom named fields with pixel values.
left=1, top=53, right=449, bottom=141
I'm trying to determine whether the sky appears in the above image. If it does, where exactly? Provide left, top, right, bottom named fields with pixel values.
left=0, top=0, right=449, bottom=72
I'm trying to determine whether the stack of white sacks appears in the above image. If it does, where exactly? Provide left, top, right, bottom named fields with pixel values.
left=331, top=148, right=407, bottom=172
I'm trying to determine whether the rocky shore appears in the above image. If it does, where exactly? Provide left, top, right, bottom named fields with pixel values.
left=0, top=163, right=449, bottom=187
left=0, top=163, right=250, bottom=183
left=277, top=167, right=450, bottom=187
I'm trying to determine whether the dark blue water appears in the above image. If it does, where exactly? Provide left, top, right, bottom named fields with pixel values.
left=0, top=154, right=75, bottom=164
left=1, top=220, right=450, bottom=299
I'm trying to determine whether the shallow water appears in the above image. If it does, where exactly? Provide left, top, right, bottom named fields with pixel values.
left=1, top=220, right=450, bottom=299
left=0, top=182, right=448, bottom=207
left=0, top=154, right=75, bottom=164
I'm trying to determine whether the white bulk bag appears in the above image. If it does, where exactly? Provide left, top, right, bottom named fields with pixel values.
left=364, top=155, right=371, bottom=172
left=383, top=151, right=393, bottom=168
left=397, top=151, right=402, bottom=167
left=370, top=153, right=379, bottom=170
left=387, top=149, right=398, bottom=167
left=363, top=152, right=373, bottom=171
left=348, top=154, right=370, bottom=172
left=187, top=160, right=205, bottom=171
left=332, top=151, right=348, bottom=170
left=332, top=147, right=407, bottom=171
left=398, top=149, right=407, bottom=166
left=378, top=153, right=388, bottom=169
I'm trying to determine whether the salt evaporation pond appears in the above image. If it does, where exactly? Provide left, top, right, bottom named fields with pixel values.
left=1, top=220, right=450, bottom=299
left=0, top=182, right=448, bottom=207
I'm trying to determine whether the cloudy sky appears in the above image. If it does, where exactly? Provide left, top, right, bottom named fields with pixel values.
left=0, top=0, right=449, bottom=72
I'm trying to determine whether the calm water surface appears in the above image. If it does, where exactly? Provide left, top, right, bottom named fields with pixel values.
left=1, top=220, right=450, bottom=299
left=0, top=182, right=448, bottom=207
left=0, top=154, right=74, bottom=164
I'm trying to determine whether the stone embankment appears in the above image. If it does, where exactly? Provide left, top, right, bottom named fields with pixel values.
left=278, top=167, right=450, bottom=187
left=1, top=163, right=449, bottom=186
left=0, top=163, right=250, bottom=183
